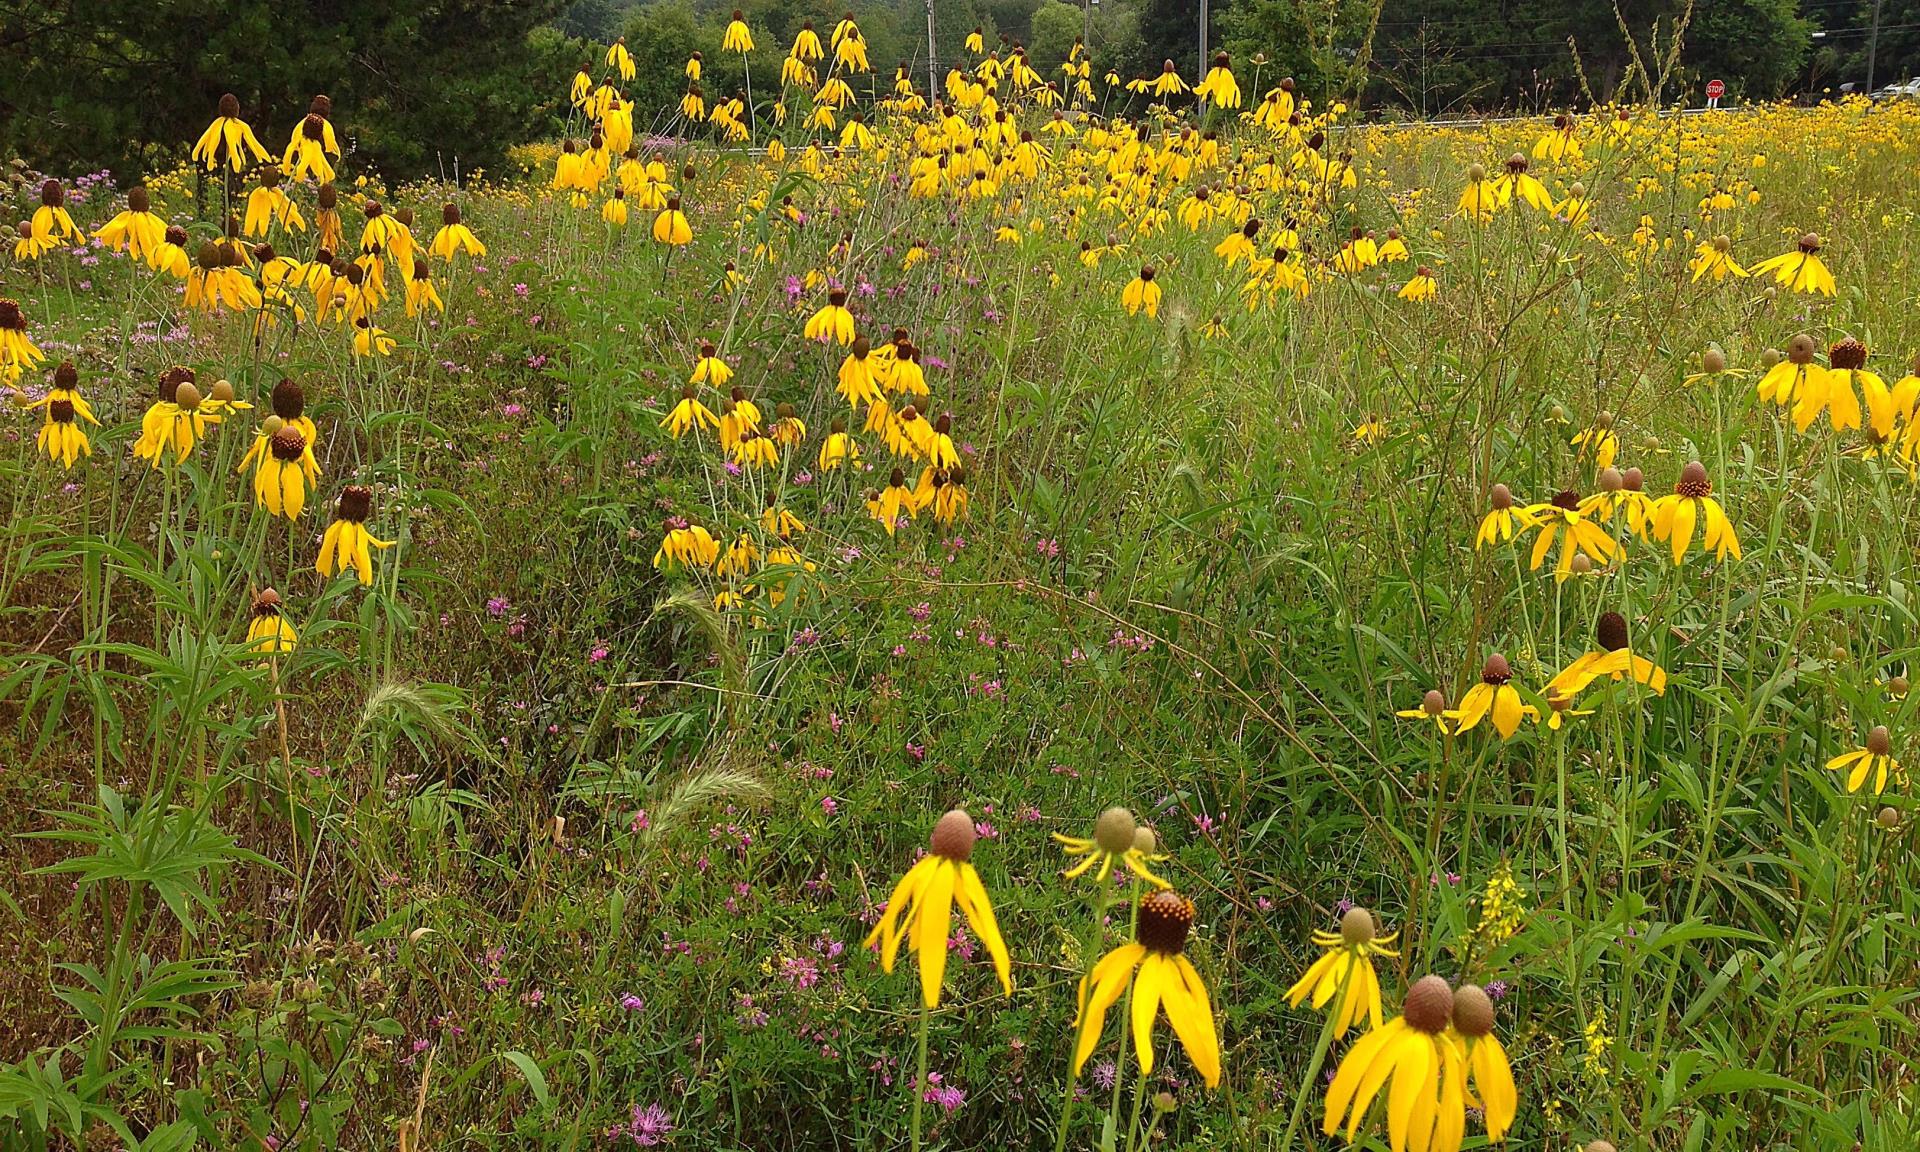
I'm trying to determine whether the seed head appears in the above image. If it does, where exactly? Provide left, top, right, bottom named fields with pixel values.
left=1830, top=337, right=1868, bottom=372
left=1481, top=654, right=1512, bottom=685
left=1581, top=612, right=1628, bottom=656
left=1466, top=163, right=1486, bottom=182
left=262, top=415, right=286, bottom=437
left=1402, top=975, right=1454, bottom=1034
left=929, top=809, right=975, bottom=861
left=128, top=186, right=150, bottom=213
left=1787, top=333, right=1815, bottom=363
left=208, top=378, right=235, bottom=404
left=1891, top=675, right=1909, bottom=698
left=1569, top=554, right=1593, bottom=575
left=173, top=381, right=203, bottom=410
left=1452, top=984, right=1495, bottom=1037
left=270, top=427, right=307, bottom=461
left=1136, top=890, right=1195, bottom=955
left=1423, top=689, right=1446, bottom=715
left=1551, top=489, right=1580, bottom=511
left=218, top=93, right=241, bottom=119
left=1623, top=467, right=1645, bottom=492
left=1585, top=1143, right=1618, bottom=1152
left=1599, top=467, right=1623, bottom=493
left=251, top=587, right=284, bottom=616
left=1093, top=806, right=1137, bottom=853
left=54, top=361, right=78, bottom=389
left=1798, top=232, right=1821, bottom=253
left=1340, top=905, right=1375, bottom=945
left=1489, top=483, right=1513, bottom=510
left=1867, top=726, right=1892, bottom=757
left=1878, top=806, right=1901, bottom=829
left=1131, top=826, right=1157, bottom=854
left=1702, top=347, right=1727, bottom=373
left=1676, top=461, right=1711, bottom=499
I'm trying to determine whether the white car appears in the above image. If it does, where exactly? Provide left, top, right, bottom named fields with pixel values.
left=1873, top=78, right=1920, bottom=100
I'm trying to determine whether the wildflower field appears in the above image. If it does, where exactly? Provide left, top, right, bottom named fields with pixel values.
left=2, top=26, right=1919, bottom=1152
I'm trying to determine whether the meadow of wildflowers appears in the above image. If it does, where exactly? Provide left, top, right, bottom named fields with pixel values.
left=1, top=17, right=1918, bottom=1152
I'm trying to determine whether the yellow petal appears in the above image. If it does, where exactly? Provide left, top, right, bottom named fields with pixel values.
left=914, top=860, right=958, bottom=1007
left=1130, top=953, right=1166, bottom=1077
left=955, top=863, right=1012, bottom=996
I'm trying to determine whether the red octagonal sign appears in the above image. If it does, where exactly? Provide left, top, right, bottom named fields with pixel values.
left=1706, top=79, right=1726, bottom=99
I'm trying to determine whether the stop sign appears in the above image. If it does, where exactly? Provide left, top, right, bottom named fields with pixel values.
left=1706, top=79, right=1726, bottom=99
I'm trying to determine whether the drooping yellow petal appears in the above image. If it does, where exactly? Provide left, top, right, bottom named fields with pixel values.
left=955, top=862, right=1012, bottom=995
left=1073, top=943, right=1145, bottom=1074
left=1130, top=953, right=1167, bottom=1076
left=1470, top=1034, right=1517, bottom=1138
left=1167, top=955, right=1222, bottom=1088
left=913, top=860, right=958, bottom=1007
left=1325, top=1018, right=1403, bottom=1138
left=1386, top=1032, right=1433, bottom=1152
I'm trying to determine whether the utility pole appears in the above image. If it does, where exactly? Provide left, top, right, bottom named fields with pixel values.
left=926, top=0, right=938, bottom=99
left=1199, top=0, right=1209, bottom=79
left=1868, top=0, right=1884, bottom=93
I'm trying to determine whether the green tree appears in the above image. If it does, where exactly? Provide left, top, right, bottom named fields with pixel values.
left=1028, top=1, right=1085, bottom=75
left=1, top=0, right=574, bottom=180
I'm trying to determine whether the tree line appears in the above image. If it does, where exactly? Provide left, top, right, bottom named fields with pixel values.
left=4, top=0, right=1913, bottom=181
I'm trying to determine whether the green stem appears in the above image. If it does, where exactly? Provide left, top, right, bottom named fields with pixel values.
left=910, top=997, right=930, bottom=1152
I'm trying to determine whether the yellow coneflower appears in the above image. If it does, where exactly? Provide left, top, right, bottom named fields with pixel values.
left=403, top=257, right=444, bottom=317
left=94, top=187, right=167, bottom=264
left=1395, top=689, right=1454, bottom=734
left=1750, top=232, right=1836, bottom=296
left=837, top=338, right=885, bottom=406
left=1533, top=112, right=1582, bottom=161
left=1151, top=58, right=1189, bottom=96
left=1072, top=889, right=1222, bottom=1089
left=1689, top=234, right=1748, bottom=282
left=762, top=493, right=806, bottom=537
left=1197, top=51, right=1241, bottom=108
left=868, top=467, right=916, bottom=536
left=864, top=809, right=1012, bottom=1007
left=660, top=384, right=718, bottom=438
left=0, top=298, right=48, bottom=381
left=1452, top=985, right=1518, bottom=1142
left=734, top=429, right=778, bottom=469
left=352, top=318, right=395, bottom=358
left=245, top=415, right=322, bottom=520
left=653, top=517, right=720, bottom=570
left=246, top=589, right=298, bottom=658
left=1352, top=416, right=1387, bottom=446
left=1648, top=461, right=1740, bottom=565
left=1450, top=654, right=1537, bottom=739
left=608, top=36, right=636, bottom=80
left=722, top=9, right=755, bottom=51
left=804, top=288, right=857, bottom=344
left=317, top=484, right=394, bottom=585
left=430, top=203, right=486, bottom=262
left=30, top=180, right=80, bottom=245
left=1569, top=418, right=1619, bottom=471
left=602, top=187, right=630, bottom=228
left=691, top=342, right=732, bottom=386
left=313, top=184, right=344, bottom=253
left=1520, top=490, right=1616, bottom=579
left=1287, top=906, right=1397, bottom=1039
left=1399, top=266, right=1437, bottom=302
left=134, top=368, right=222, bottom=469
left=242, top=167, right=305, bottom=237
left=1215, top=218, right=1261, bottom=265
left=1457, top=163, right=1498, bottom=222
left=935, top=465, right=970, bottom=525
left=768, top=402, right=807, bottom=446
left=1377, top=229, right=1411, bottom=263
left=1323, top=975, right=1466, bottom=1152
left=283, top=96, right=341, bottom=183
left=1818, top=337, right=1890, bottom=437
left=1756, top=333, right=1824, bottom=415
left=1547, top=611, right=1668, bottom=702
left=1829, top=725, right=1903, bottom=795
left=16, top=361, right=99, bottom=469
left=192, top=94, right=271, bottom=172
left=818, top=417, right=860, bottom=470
left=651, top=197, right=693, bottom=246
left=1121, top=264, right=1162, bottom=317
left=718, top=398, right=745, bottom=452
left=1053, top=806, right=1170, bottom=888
